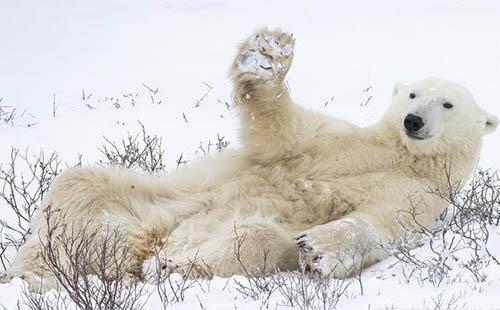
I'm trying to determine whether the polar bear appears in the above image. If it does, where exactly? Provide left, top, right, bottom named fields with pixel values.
left=1, top=28, right=498, bottom=289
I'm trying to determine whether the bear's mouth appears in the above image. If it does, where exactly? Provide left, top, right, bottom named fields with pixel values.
left=405, top=130, right=430, bottom=140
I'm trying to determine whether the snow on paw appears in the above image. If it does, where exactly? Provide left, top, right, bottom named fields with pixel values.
left=235, top=28, right=295, bottom=82
left=237, top=50, right=274, bottom=80
left=295, top=218, right=372, bottom=278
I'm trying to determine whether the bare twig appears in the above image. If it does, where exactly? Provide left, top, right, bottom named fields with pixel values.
left=322, top=96, right=334, bottom=108
left=194, top=82, right=214, bottom=108
left=52, top=94, right=56, bottom=118
left=175, top=153, right=189, bottom=169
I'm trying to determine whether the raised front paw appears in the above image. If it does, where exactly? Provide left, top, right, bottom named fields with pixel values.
left=296, top=218, right=375, bottom=278
left=233, top=28, right=295, bottom=83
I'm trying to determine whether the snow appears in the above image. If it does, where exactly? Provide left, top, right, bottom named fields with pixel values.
left=1, top=0, right=499, bottom=309
left=238, top=49, right=274, bottom=79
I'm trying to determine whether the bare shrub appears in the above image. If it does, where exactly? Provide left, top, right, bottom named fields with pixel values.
left=230, top=225, right=278, bottom=308
left=0, top=148, right=62, bottom=269
left=0, top=105, right=16, bottom=126
left=29, top=206, right=149, bottom=310
left=18, top=284, right=72, bottom=310
left=385, top=204, right=464, bottom=287
left=215, top=133, right=230, bottom=152
left=332, top=243, right=371, bottom=295
left=437, top=170, right=499, bottom=260
left=0, top=105, right=37, bottom=127
left=230, top=226, right=351, bottom=309
left=195, top=140, right=214, bottom=156
left=426, top=291, right=467, bottom=310
left=142, top=83, right=161, bottom=105
left=196, top=134, right=231, bottom=156
left=141, top=234, right=216, bottom=307
left=385, top=169, right=500, bottom=287
left=98, top=122, right=166, bottom=175
left=147, top=250, right=213, bottom=309
left=272, top=270, right=350, bottom=310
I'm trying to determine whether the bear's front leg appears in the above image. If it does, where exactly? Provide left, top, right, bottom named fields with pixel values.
left=296, top=217, right=388, bottom=278
left=232, top=28, right=316, bottom=163
left=232, top=28, right=295, bottom=101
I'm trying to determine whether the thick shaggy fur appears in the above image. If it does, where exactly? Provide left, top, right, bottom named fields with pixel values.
left=1, top=28, right=498, bottom=289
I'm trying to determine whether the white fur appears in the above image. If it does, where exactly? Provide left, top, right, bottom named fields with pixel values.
left=1, top=28, right=497, bottom=289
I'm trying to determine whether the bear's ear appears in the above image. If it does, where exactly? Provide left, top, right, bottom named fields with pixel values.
left=484, top=113, right=499, bottom=135
left=393, top=82, right=406, bottom=96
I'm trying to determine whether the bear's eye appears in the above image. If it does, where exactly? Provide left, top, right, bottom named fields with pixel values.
left=409, top=93, right=416, bottom=99
left=443, top=102, right=454, bottom=109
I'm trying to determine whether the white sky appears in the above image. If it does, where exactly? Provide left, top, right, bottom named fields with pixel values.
left=1, top=0, right=499, bottom=164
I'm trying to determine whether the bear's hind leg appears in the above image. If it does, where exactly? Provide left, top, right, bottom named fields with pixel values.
left=214, top=219, right=300, bottom=276
left=0, top=236, right=59, bottom=292
left=143, top=217, right=299, bottom=278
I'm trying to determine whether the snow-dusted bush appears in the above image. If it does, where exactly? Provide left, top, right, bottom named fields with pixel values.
left=0, top=149, right=63, bottom=269
left=19, top=206, right=148, bottom=310
left=229, top=225, right=353, bottom=310
left=384, top=169, right=500, bottom=287
left=98, top=122, right=166, bottom=175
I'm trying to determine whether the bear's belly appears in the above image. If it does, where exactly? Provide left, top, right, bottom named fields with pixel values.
left=208, top=167, right=372, bottom=226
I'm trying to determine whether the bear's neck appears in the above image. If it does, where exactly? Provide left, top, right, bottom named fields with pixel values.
left=376, top=122, right=481, bottom=188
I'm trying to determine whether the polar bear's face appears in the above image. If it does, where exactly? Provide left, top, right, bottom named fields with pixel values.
left=389, top=79, right=498, bottom=154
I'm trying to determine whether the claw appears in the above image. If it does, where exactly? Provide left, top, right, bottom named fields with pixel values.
left=295, top=233, right=306, bottom=240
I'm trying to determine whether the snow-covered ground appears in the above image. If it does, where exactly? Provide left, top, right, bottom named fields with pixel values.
left=1, top=0, right=499, bottom=308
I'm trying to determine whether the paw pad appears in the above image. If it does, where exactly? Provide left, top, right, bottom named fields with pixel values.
left=236, top=29, right=295, bottom=81
left=237, top=51, right=274, bottom=79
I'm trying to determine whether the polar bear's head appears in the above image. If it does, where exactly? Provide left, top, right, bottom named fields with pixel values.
left=386, top=78, right=498, bottom=155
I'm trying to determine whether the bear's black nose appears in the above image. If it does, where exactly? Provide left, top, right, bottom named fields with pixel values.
left=404, top=114, right=424, bottom=132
